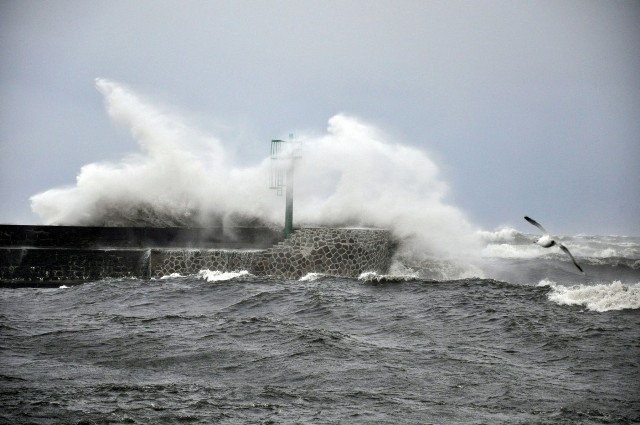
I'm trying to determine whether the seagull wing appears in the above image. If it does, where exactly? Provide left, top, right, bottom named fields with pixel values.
left=559, top=244, right=584, bottom=273
left=524, top=216, right=549, bottom=235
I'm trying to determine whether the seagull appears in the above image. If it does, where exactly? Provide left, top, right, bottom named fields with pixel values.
left=524, top=216, right=584, bottom=273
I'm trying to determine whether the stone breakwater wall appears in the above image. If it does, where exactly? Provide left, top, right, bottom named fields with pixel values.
left=0, top=227, right=395, bottom=286
left=151, top=228, right=395, bottom=279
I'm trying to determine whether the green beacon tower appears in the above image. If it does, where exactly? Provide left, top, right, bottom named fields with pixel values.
left=270, top=135, right=300, bottom=237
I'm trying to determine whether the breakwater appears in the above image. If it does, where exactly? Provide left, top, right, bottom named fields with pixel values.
left=0, top=225, right=395, bottom=286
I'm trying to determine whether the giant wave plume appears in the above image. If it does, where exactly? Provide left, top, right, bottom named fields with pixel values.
left=31, top=78, right=482, bottom=270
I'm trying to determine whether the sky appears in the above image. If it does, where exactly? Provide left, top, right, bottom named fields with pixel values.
left=1, top=0, right=639, bottom=236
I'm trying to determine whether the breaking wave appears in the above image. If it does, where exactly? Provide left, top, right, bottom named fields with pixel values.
left=299, top=273, right=328, bottom=282
left=358, top=271, right=419, bottom=283
left=480, top=227, right=640, bottom=269
left=477, top=227, right=530, bottom=244
left=197, top=270, right=252, bottom=282
left=27, top=79, right=638, bottom=282
left=538, top=279, right=640, bottom=312
left=30, top=78, right=480, bottom=264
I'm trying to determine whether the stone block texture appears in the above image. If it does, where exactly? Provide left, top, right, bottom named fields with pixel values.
left=150, top=228, right=394, bottom=279
left=150, top=249, right=260, bottom=278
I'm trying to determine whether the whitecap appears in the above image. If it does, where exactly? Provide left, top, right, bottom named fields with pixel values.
left=476, top=227, right=522, bottom=243
left=481, top=243, right=542, bottom=259
left=358, top=271, right=419, bottom=282
left=299, top=272, right=327, bottom=282
left=198, top=270, right=251, bottom=282
left=538, top=279, right=640, bottom=312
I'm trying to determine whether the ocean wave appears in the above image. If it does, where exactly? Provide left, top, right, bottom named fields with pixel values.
left=197, top=270, right=252, bottom=282
left=476, top=227, right=528, bottom=244
left=358, top=271, right=419, bottom=283
left=389, top=256, right=485, bottom=281
left=538, top=279, right=640, bottom=312
left=581, top=257, right=640, bottom=270
left=479, top=232, right=640, bottom=265
left=299, top=273, right=329, bottom=282
left=572, top=246, right=640, bottom=261
left=481, top=246, right=640, bottom=271
left=482, top=243, right=639, bottom=261
left=160, top=273, right=184, bottom=280
left=482, top=237, right=640, bottom=271
left=481, top=243, right=542, bottom=259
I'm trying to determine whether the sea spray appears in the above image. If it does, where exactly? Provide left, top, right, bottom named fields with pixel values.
left=30, top=79, right=482, bottom=272
left=30, top=79, right=277, bottom=227
left=294, top=115, right=481, bottom=260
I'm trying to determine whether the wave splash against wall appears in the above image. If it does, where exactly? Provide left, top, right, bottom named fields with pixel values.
left=30, top=79, right=481, bottom=270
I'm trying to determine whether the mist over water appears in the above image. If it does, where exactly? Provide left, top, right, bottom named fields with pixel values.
left=30, top=79, right=481, bottom=261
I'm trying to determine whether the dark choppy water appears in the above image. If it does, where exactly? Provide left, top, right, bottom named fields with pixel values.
left=1, top=271, right=639, bottom=424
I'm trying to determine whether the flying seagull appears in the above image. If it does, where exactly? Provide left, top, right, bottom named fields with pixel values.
left=524, top=216, right=584, bottom=273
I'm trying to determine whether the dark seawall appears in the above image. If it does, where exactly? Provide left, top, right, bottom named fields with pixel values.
left=0, top=225, right=283, bottom=249
left=0, top=225, right=283, bottom=287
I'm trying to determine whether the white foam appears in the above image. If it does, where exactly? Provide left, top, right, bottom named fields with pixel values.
left=299, top=272, right=327, bottom=282
left=160, top=272, right=183, bottom=280
left=570, top=244, right=640, bottom=260
left=198, top=270, right=251, bottom=282
left=388, top=256, right=485, bottom=281
left=538, top=279, right=640, bottom=312
left=358, top=271, right=418, bottom=282
left=476, top=227, right=521, bottom=243
left=481, top=243, right=542, bottom=259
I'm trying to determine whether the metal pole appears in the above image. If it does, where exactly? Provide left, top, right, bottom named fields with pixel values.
left=284, top=159, right=294, bottom=237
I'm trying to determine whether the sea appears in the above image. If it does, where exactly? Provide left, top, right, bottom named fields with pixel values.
left=1, top=230, right=639, bottom=424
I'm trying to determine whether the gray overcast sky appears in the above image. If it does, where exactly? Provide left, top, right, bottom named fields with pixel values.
left=1, top=0, right=639, bottom=235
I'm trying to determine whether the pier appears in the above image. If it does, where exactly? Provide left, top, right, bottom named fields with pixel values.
left=0, top=225, right=395, bottom=286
